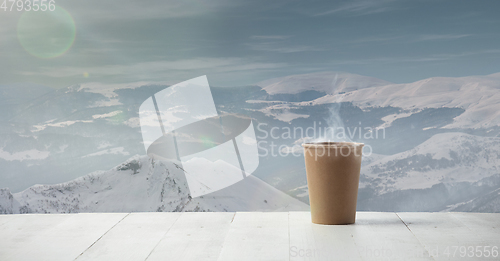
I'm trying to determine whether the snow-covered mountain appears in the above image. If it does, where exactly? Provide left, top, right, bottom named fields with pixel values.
left=0, top=82, right=167, bottom=193
left=359, top=132, right=500, bottom=211
left=0, top=156, right=308, bottom=214
left=287, top=132, right=500, bottom=212
left=284, top=72, right=500, bottom=129
left=445, top=187, right=500, bottom=212
left=362, top=132, right=500, bottom=192
left=2, top=71, right=500, bottom=213
left=257, top=71, right=392, bottom=95
left=253, top=72, right=500, bottom=212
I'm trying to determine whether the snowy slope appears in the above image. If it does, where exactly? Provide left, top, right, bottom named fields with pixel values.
left=361, top=132, right=500, bottom=193
left=3, top=72, right=500, bottom=213
left=302, top=73, right=500, bottom=129
left=0, top=156, right=309, bottom=214
left=253, top=72, right=500, bottom=212
left=286, top=132, right=500, bottom=212
left=258, top=72, right=500, bottom=128
left=0, top=188, right=19, bottom=214
left=257, top=71, right=392, bottom=95
left=446, top=187, right=500, bottom=212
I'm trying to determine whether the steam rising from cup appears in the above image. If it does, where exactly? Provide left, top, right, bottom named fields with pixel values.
left=311, top=73, right=352, bottom=143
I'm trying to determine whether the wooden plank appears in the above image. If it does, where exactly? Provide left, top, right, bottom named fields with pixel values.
left=353, top=212, right=432, bottom=260
left=0, top=213, right=127, bottom=261
left=146, top=212, right=235, bottom=261
left=218, top=212, right=289, bottom=261
left=397, top=212, right=489, bottom=260
left=1, top=212, right=498, bottom=261
left=75, top=212, right=181, bottom=261
left=289, top=211, right=362, bottom=261
left=0, top=214, right=17, bottom=227
left=0, top=214, right=76, bottom=260
left=450, top=212, right=500, bottom=244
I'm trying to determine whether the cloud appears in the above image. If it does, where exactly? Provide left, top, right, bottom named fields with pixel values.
left=20, top=57, right=288, bottom=80
left=348, top=34, right=472, bottom=45
left=0, top=1, right=228, bottom=47
left=247, top=35, right=324, bottom=53
left=347, top=35, right=407, bottom=44
left=416, top=34, right=471, bottom=41
left=246, top=43, right=325, bottom=53
left=314, top=0, right=398, bottom=16
left=64, top=0, right=234, bottom=21
left=330, top=49, right=500, bottom=65
left=250, top=35, right=292, bottom=40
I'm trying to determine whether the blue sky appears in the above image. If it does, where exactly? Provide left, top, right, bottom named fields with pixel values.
left=1, top=0, right=500, bottom=87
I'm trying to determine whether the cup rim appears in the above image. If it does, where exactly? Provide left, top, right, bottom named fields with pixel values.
left=301, top=141, right=364, bottom=148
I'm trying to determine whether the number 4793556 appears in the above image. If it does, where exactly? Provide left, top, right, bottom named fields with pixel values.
left=1, top=0, right=56, bottom=12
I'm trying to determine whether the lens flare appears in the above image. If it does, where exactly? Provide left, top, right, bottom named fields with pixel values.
left=17, top=6, right=76, bottom=59
left=109, top=111, right=127, bottom=125
left=199, top=135, right=216, bottom=149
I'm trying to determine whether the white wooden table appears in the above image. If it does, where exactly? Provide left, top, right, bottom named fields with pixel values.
left=0, top=212, right=498, bottom=260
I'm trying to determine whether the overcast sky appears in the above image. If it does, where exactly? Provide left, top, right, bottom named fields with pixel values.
left=1, top=0, right=500, bottom=88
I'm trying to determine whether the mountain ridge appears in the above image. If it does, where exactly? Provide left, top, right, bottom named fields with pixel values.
left=257, top=71, right=393, bottom=95
left=0, top=156, right=309, bottom=214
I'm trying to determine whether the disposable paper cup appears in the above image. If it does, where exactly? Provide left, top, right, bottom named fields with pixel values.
left=302, top=142, right=364, bottom=225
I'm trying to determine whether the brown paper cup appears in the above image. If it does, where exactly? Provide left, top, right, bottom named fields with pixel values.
left=302, top=142, right=364, bottom=225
